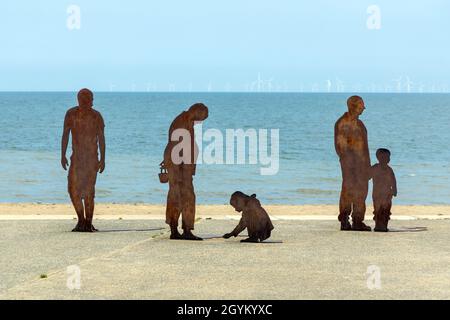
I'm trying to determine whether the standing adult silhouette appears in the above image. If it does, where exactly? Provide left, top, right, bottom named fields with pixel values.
left=162, top=103, right=208, bottom=240
left=334, top=96, right=371, bottom=231
left=61, top=89, right=106, bottom=232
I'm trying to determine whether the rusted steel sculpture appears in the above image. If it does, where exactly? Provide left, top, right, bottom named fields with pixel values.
left=161, top=103, right=208, bottom=240
left=370, top=148, right=397, bottom=232
left=223, top=192, right=274, bottom=243
left=61, top=89, right=105, bottom=232
left=334, top=96, right=371, bottom=231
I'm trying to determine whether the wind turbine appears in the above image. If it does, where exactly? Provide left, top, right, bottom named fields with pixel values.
left=404, top=76, right=413, bottom=93
left=299, top=83, right=304, bottom=93
left=326, top=80, right=332, bottom=93
left=251, top=73, right=265, bottom=92
left=335, top=78, right=344, bottom=92
left=265, top=78, right=274, bottom=92
left=353, top=82, right=362, bottom=92
left=418, top=83, right=425, bottom=93
left=392, top=76, right=403, bottom=92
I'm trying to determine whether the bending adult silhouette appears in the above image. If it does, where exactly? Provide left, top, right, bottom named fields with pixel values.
left=162, top=103, right=208, bottom=240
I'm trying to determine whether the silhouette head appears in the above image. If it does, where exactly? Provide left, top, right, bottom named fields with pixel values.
left=230, top=191, right=249, bottom=212
left=230, top=191, right=257, bottom=212
left=376, top=148, right=391, bottom=165
left=77, top=88, right=94, bottom=109
left=188, top=103, right=208, bottom=122
left=347, top=95, right=365, bottom=117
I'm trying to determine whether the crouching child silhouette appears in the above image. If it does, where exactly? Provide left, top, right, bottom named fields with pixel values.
left=370, top=149, right=397, bottom=232
left=223, top=192, right=274, bottom=243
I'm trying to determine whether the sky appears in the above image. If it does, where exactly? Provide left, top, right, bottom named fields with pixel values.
left=0, top=0, right=449, bottom=92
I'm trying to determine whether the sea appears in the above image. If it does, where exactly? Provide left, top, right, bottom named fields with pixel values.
left=1, top=92, right=449, bottom=205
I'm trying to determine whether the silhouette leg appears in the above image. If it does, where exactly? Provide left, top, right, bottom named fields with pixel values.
left=241, top=237, right=259, bottom=243
left=373, top=202, right=384, bottom=232
left=374, top=201, right=391, bottom=232
left=166, top=201, right=182, bottom=240
left=352, top=195, right=371, bottom=231
left=166, top=168, right=183, bottom=239
left=180, top=172, right=202, bottom=241
left=384, top=201, right=392, bottom=231
left=257, top=226, right=272, bottom=242
left=241, top=231, right=260, bottom=243
left=70, top=193, right=85, bottom=232
left=350, top=180, right=370, bottom=231
left=166, top=202, right=182, bottom=240
left=84, top=195, right=98, bottom=232
left=181, top=177, right=195, bottom=231
left=339, top=188, right=352, bottom=231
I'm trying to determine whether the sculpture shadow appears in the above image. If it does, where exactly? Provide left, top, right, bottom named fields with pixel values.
left=98, top=227, right=165, bottom=233
left=201, top=234, right=283, bottom=243
left=386, top=227, right=427, bottom=233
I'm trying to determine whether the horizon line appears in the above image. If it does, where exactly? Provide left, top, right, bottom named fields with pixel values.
left=1, top=91, right=450, bottom=94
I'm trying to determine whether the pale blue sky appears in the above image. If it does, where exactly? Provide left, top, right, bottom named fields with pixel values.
left=0, top=0, right=449, bottom=92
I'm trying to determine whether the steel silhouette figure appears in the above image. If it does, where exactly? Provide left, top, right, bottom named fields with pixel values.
left=334, top=96, right=371, bottom=231
left=162, top=103, right=208, bottom=240
left=370, top=149, right=397, bottom=232
left=223, top=192, right=274, bottom=243
left=61, top=89, right=105, bottom=232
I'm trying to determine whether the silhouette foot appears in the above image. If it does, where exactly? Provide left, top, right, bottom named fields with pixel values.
left=182, top=231, right=203, bottom=241
left=84, top=224, right=98, bottom=233
left=72, top=221, right=85, bottom=232
left=340, top=220, right=352, bottom=231
left=352, top=221, right=372, bottom=231
left=240, top=237, right=259, bottom=243
left=170, top=229, right=183, bottom=240
left=374, top=223, right=388, bottom=232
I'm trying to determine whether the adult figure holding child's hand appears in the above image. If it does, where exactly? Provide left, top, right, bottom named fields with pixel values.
left=334, top=96, right=371, bottom=231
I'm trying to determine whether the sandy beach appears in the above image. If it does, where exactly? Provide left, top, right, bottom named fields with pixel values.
left=1, top=203, right=450, bottom=220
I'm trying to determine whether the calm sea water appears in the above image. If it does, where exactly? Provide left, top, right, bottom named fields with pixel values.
left=0, top=92, right=449, bottom=205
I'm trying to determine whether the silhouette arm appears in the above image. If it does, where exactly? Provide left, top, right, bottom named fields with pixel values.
left=361, top=123, right=371, bottom=167
left=232, top=218, right=247, bottom=236
left=98, top=114, right=106, bottom=173
left=334, top=121, right=342, bottom=158
left=61, top=112, right=71, bottom=170
left=223, top=217, right=246, bottom=238
left=368, top=165, right=374, bottom=180
left=391, top=168, right=397, bottom=196
left=191, top=126, right=195, bottom=163
left=189, top=123, right=197, bottom=175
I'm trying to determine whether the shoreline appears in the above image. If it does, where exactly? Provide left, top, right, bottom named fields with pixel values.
left=1, top=203, right=449, bottom=220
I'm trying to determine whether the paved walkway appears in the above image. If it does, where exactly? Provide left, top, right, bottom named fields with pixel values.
left=0, top=218, right=449, bottom=299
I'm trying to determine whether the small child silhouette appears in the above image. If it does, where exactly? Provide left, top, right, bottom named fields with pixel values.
left=223, top=192, right=274, bottom=243
left=370, top=148, right=397, bottom=232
